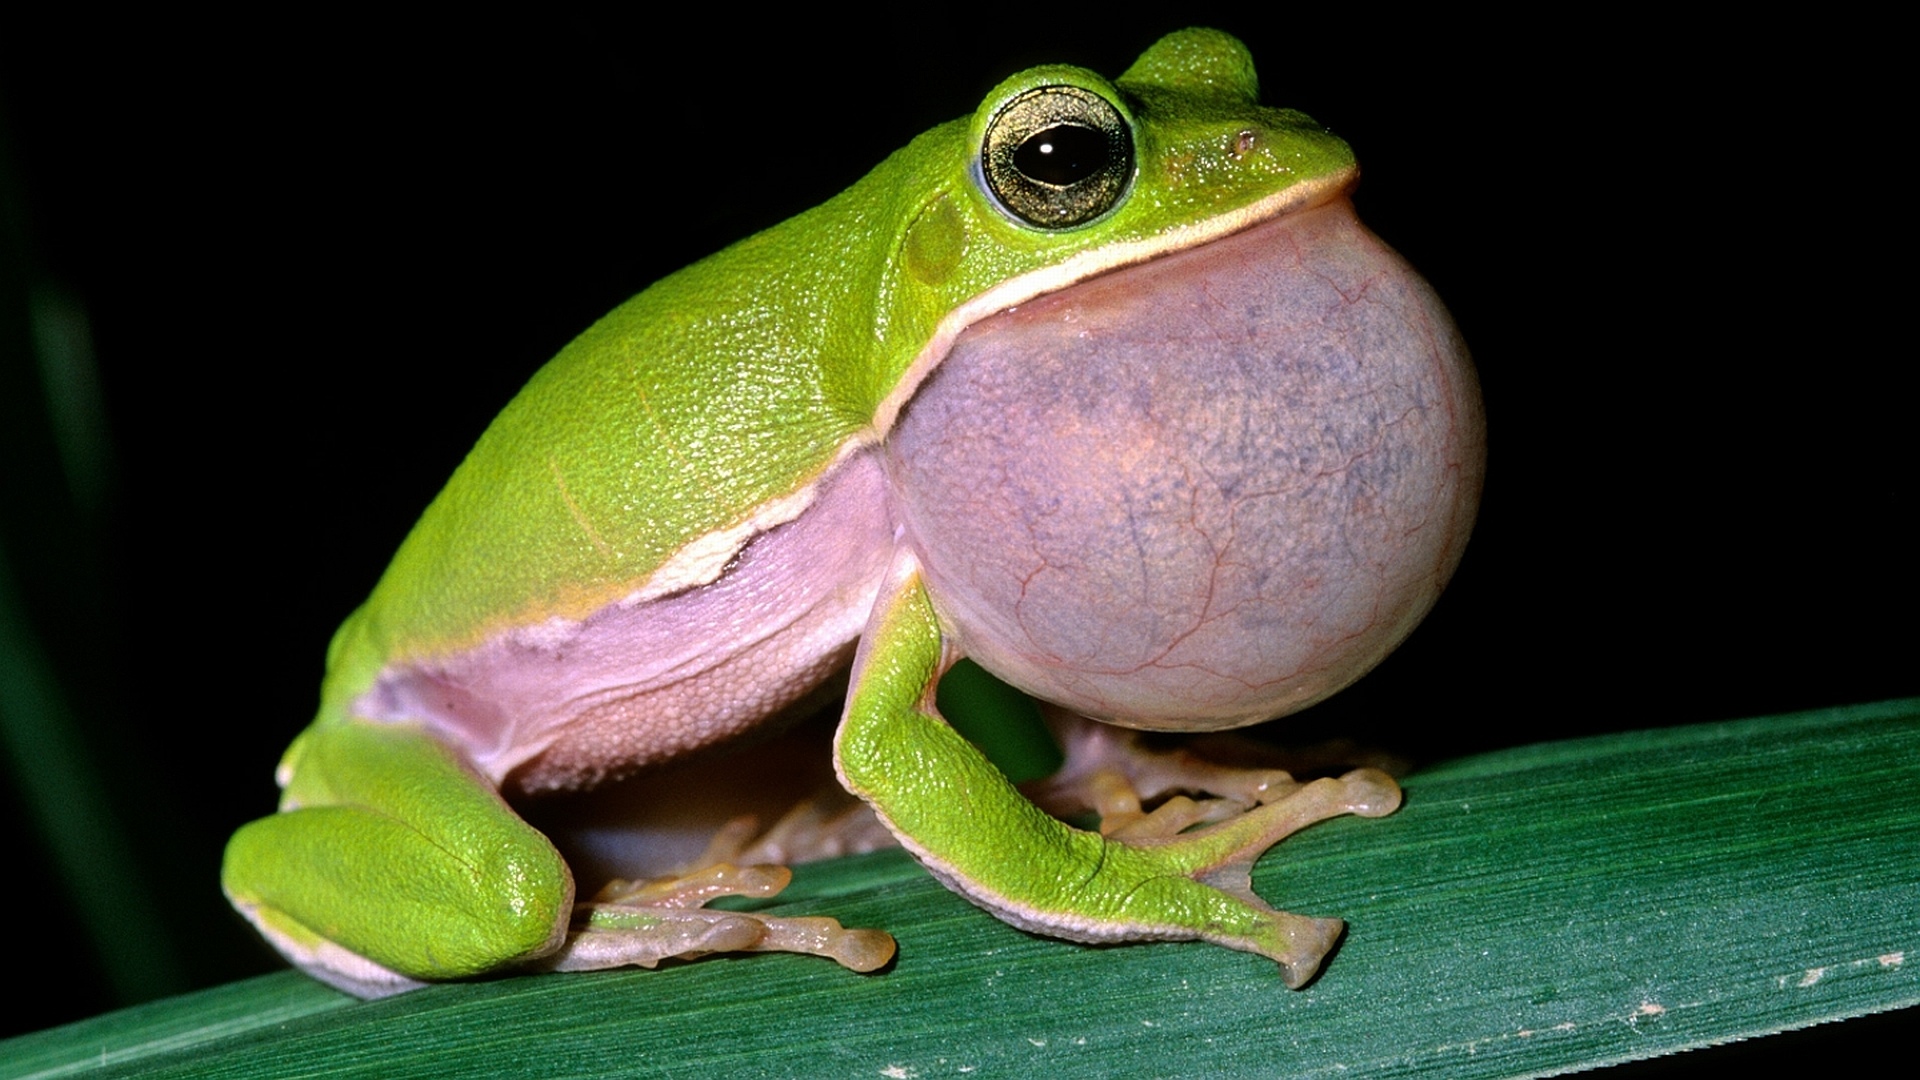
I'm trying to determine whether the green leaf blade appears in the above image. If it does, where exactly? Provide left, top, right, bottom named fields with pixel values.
left=7, top=700, right=1915, bottom=1078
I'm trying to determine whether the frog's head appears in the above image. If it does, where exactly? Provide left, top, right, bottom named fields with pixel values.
left=876, top=30, right=1483, bottom=732
left=860, top=28, right=1358, bottom=422
left=962, top=30, right=1354, bottom=237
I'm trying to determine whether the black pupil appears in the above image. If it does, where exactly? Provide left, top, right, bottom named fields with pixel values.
left=1014, top=124, right=1109, bottom=186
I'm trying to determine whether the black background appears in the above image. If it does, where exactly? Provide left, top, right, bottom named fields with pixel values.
left=2, top=8, right=1909, bottom=1064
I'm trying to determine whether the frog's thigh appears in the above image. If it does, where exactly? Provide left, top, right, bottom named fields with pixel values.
left=222, top=722, right=570, bottom=997
left=834, top=549, right=1396, bottom=987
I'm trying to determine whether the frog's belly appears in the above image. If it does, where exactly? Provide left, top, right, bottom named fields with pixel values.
left=885, top=197, right=1484, bottom=731
left=360, top=452, right=895, bottom=793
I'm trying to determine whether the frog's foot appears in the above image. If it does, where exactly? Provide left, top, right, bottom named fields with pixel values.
left=1021, top=713, right=1402, bottom=983
left=1025, top=710, right=1390, bottom=840
left=535, top=863, right=896, bottom=974
left=1133, top=764, right=1401, bottom=985
left=683, top=789, right=895, bottom=873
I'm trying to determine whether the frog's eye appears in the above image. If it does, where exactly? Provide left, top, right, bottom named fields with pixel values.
left=980, top=84, right=1134, bottom=229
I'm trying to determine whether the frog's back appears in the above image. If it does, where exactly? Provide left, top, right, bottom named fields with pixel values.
left=309, top=194, right=922, bottom=788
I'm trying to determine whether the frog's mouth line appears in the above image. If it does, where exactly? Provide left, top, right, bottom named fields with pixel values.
left=868, top=164, right=1361, bottom=441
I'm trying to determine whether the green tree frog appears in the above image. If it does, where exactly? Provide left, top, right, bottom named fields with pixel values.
left=223, top=28, right=1484, bottom=999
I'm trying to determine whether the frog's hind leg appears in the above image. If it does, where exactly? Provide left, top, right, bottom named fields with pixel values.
left=527, top=709, right=896, bottom=885
left=540, top=790, right=897, bottom=974
left=222, top=721, right=578, bottom=998
left=680, top=785, right=895, bottom=873
left=527, top=723, right=898, bottom=976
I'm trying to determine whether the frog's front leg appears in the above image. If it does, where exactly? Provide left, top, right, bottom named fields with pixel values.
left=835, top=553, right=1400, bottom=988
left=223, top=720, right=892, bottom=998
